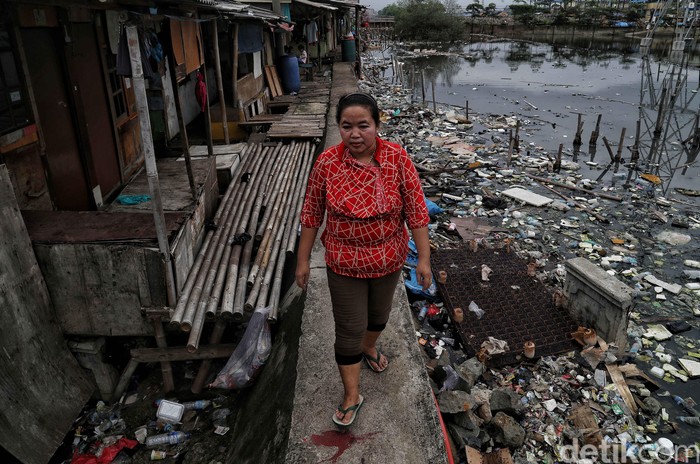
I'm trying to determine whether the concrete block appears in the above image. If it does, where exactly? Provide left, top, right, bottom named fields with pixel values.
left=69, top=337, right=119, bottom=401
left=564, top=257, right=633, bottom=350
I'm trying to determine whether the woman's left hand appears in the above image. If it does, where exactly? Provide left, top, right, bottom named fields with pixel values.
left=415, top=259, right=432, bottom=291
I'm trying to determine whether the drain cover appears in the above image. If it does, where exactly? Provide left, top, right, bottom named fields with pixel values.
left=431, top=244, right=578, bottom=366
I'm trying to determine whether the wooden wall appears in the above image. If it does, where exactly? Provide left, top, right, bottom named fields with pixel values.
left=0, top=165, right=93, bottom=464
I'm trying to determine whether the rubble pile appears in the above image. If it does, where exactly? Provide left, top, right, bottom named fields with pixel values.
left=361, top=57, right=700, bottom=462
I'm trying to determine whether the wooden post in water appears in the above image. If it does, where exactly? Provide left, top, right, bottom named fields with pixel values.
left=589, top=114, right=602, bottom=146
left=573, top=113, right=583, bottom=146
left=614, top=127, right=626, bottom=173
left=514, top=119, right=520, bottom=152
left=555, top=143, right=563, bottom=173
left=421, top=71, right=426, bottom=106
left=465, top=100, right=469, bottom=122
left=507, top=130, right=514, bottom=167
left=431, top=80, right=436, bottom=113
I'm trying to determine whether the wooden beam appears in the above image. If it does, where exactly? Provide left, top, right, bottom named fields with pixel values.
left=131, top=343, right=236, bottom=363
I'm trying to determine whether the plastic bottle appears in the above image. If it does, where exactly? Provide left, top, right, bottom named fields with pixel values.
left=182, top=400, right=210, bottom=410
left=674, top=396, right=700, bottom=417
left=145, top=431, right=190, bottom=447
left=679, top=416, right=700, bottom=426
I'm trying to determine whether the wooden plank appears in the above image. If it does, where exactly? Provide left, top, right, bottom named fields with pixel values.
left=567, top=403, right=602, bottom=446
left=269, top=65, right=283, bottom=97
left=131, top=343, right=236, bottom=362
left=264, top=65, right=280, bottom=98
left=34, top=243, right=161, bottom=336
left=0, top=165, right=93, bottom=464
left=606, top=364, right=639, bottom=415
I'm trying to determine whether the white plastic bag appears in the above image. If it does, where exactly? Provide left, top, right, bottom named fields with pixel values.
left=210, top=306, right=272, bottom=389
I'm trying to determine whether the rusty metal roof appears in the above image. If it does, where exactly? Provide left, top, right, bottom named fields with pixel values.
left=431, top=245, right=578, bottom=367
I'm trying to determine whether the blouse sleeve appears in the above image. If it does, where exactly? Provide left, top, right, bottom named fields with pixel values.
left=398, top=148, right=430, bottom=229
left=300, top=156, right=326, bottom=228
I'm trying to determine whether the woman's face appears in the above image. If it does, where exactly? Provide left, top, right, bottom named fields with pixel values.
left=339, top=105, right=378, bottom=159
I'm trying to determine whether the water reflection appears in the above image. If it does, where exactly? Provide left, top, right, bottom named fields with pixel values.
left=393, top=38, right=699, bottom=189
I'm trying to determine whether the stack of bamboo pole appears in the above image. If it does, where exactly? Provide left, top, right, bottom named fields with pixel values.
left=170, top=140, right=316, bottom=352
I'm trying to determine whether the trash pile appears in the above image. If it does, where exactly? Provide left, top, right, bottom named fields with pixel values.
left=66, top=389, right=235, bottom=463
left=361, top=55, right=700, bottom=462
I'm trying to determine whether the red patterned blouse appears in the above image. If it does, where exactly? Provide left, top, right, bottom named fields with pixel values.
left=300, top=137, right=430, bottom=278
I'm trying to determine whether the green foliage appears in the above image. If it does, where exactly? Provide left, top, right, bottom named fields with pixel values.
left=378, top=3, right=402, bottom=17
left=466, top=2, right=484, bottom=16
left=393, top=0, right=465, bottom=41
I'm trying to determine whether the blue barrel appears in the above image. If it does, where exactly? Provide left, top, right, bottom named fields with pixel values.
left=278, top=55, right=301, bottom=94
left=341, top=39, right=356, bottom=62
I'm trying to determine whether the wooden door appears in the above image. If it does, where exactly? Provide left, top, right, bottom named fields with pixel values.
left=65, top=22, right=121, bottom=202
left=21, top=28, right=91, bottom=210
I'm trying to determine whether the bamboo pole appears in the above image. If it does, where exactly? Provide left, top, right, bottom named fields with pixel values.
left=178, top=145, right=266, bottom=329
left=265, top=143, right=312, bottom=312
left=254, top=142, right=301, bottom=240
left=125, top=26, right=177, bottom=306
left=272, top=142, right=315, bottom=321
left=285, top=142, right=318, bottom=255
left=249, top=143, right=302, bottom=280
left=187, top=145, right=282, bottom=350
left=431, top=80, right=437, bottom=113
left=223, top=145, right=284, bottom=320
left=421, top=71, right=425, bottom=106
left=212, top=19, right=229, bottom=144
left=169, top=144, right=258, bottom=326
left=246, top=145, right=304, bottom=309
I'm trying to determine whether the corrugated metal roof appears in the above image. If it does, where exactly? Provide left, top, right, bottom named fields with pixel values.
left=294, top=0, right=337, bottom=11
left=213, top=0, right=287, bottom=21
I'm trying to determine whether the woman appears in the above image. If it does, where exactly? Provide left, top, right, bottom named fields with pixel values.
left=295, top=92, right=432, bottom=428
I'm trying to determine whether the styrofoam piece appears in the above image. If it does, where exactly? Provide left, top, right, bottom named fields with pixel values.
left=679, top=358, right=700, bottom=378
left=501, top=187, right=553, bottom=207
left=157, top=400, right=184, bottom=423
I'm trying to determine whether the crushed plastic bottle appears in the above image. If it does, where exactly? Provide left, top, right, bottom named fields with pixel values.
left=145, top=431, right=190, bottom=447
left=182, top=400, right=210, bottom=410
left=679, top=416, right=700, bottom=426
left=674, top=396, right=700, bottom=417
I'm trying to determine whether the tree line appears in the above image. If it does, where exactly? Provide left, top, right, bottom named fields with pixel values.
left=379, top=0, right=648, bottom=41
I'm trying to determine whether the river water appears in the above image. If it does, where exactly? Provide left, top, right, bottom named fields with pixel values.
left=389, top=37, right=700, bottom=191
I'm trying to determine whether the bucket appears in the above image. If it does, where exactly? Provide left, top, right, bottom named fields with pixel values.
left=277, top=55, right=301, bottom=94
left=341, top=38, right=356, bottom=62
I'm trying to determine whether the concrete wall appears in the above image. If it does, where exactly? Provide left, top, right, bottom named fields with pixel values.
left=564, top=257, right=633, bottom=350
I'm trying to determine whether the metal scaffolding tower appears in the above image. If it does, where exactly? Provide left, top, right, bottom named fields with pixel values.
left=637, top=0, right=699, bottom=193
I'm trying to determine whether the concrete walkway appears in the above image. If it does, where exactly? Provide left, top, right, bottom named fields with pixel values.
left=284, top=62, right=448, bottom=464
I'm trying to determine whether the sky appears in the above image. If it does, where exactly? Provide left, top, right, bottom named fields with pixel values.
left=364, top=0, right=511, bottom=13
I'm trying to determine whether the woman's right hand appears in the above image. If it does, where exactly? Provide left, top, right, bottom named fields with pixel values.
left=295, top=260, right=310, bottom=291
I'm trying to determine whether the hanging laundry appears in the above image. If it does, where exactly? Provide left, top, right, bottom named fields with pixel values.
left=305, top=20, right=318, bottom=44
left=195, top=72, right=207, bottom=113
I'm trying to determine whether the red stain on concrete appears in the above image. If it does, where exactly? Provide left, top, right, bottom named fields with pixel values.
left=309, top=430, right=379, bottom=462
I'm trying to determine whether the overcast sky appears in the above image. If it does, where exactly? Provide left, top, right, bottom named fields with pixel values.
left=364, top=0, right=511, bottom=13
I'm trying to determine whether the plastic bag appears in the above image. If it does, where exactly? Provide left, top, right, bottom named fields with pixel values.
left=425, top=197, right=443, bottom=217
left=405, top=239, right=419, bottom=267
left=405, top=267, right=437, bottom=299
left=468, top=301, right=484, bottom=319
left=210, top=306, right=272, bottom=389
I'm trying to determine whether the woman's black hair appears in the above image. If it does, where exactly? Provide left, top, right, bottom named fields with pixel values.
left=336, top=92, right=380, bottom=126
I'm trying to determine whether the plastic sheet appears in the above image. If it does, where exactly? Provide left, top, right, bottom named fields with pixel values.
left=210, top=306, right=272, bottom=389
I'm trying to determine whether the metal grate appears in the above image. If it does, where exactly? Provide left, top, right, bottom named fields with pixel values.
left=431, top=245, right=579, bottom=367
